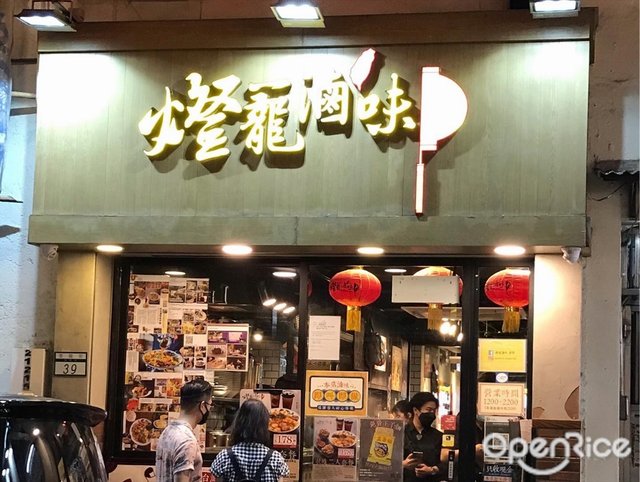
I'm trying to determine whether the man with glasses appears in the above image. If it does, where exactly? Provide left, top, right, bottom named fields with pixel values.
left=402, top=392, right=444, bottom=481
left=156, top=379, right=213, bottom=482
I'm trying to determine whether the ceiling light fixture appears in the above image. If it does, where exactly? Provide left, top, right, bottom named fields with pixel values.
left=273, top=271, right=297, bottom=278
left=530, top=0, right=580, bottom=18
left=273, top=302, right=287, bottom=311
left=494, top=245, right=526, bottom=256
left=283, top=306, right=296, bottom=315
left=439, top=321, right=451, bottom=335
left=357, top=246, right=385, bottom=255
left=165, top=270, right=186, bottom=276
left=96, top=244, right=123, bottom=254
left=457, top=332, right=464, bottom=342
left=271, top=0, right=325, bottom=28
left=222, top=244, right=253, bottom=256
left=16, top=1, right=78, bottom=32
left=253, top=330, right=264, bottom=342
left=385, top=268, right=407, bottom=274
left=262, top=298, right=277, bottom=307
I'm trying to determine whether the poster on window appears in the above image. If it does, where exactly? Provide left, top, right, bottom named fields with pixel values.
left=240, top=389, right=302, bottom=481
left=305, top=370, right=368, bottom=417
left=121, top=274, right=211, bottom=454
left=357, top=418, right=404, bottom=481
left=207, top=324, right=250, bottom=371
left=311, top=417, right=360, bottom=481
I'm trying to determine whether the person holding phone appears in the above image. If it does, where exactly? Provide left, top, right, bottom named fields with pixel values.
left=402, top=392, right=443, bottom=481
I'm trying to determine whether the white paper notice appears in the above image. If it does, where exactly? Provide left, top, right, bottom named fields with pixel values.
left=308, top=316, right=341, bottom=361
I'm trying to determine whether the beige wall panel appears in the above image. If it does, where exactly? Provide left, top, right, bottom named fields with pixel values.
left=532, top=255, right=582, bottom=420
left=32, top=41, right=589, bottom=246
left=52, top=252, right=97, bottom=403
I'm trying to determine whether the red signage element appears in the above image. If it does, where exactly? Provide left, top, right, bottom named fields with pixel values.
left=441, top=414, right=457, bottom=432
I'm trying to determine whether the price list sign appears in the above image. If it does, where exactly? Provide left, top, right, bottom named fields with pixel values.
left=54, top=352, right=88, bottom=377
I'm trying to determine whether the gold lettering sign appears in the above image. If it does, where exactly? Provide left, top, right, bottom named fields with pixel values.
left=139, top=51, right=418, bottom=165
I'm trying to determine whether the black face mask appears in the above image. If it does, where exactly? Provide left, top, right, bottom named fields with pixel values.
left=198, top=402, right=210, bottom=425
left=419, top=412, right=436, bottom=428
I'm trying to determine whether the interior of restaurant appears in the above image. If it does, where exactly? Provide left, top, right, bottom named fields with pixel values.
left=107, top=256, right=532, bottom=480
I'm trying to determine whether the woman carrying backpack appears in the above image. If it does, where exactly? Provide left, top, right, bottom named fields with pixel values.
left=211, top=399, right=290, bottom=482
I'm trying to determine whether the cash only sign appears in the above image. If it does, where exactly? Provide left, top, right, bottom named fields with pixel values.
left=138, top=48, right=467, bottom=215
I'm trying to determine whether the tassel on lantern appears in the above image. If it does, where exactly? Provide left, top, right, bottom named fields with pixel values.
left=346, top=306, right=361, bottom=331
left=503, top=306, right=520, bottom=333
left=427, top=303, right=443, bottom=330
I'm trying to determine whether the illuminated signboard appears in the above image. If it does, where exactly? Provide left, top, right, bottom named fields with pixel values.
left=139, top=48, right=467, bottom=214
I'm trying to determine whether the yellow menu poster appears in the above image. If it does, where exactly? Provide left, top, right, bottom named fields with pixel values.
left=306, top=370, right=368, bottom=417
left=478, top=339, right=527, bottom=373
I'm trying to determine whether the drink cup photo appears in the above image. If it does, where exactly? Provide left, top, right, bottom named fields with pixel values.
left=270, top=390, right=281, bottom=408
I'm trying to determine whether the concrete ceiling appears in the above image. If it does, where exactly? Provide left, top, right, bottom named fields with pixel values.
left=77, top=0, right=509, bottom=22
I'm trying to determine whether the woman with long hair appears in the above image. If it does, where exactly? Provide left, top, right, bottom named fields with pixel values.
left=211, top=399, right=290, bottom=482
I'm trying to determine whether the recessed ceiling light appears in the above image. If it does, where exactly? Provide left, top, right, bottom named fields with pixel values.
left=222, top=244, right=253, bottom=256
left=165, top=270, right=186, bottom=276
left=457, top=332, right=464, bottom=342
left=357, top=246, right=384, bottom=255
left=494, top=245, right=526, bottom=256
left=263, top=298, right=277, bottom=307
left=439, top=321, right=451, bottom=335
left=271, top=1, right=325, bottom=28
left=253, top=331, right=264, bottom=342
left=273, top=271, right=297, bottom=278
left=273, top=302, right=287, bottom=311
left=96, top=244, right=123, bottom=253
left=283, top=306, right=296, bottom=314
left=385, top=268, right=407, bottom=274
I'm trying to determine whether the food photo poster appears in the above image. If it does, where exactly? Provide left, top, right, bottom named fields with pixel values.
left=311, top=417, right=360, bottom=481
left=240, top=389, right=302, bottom=481
left=122, top=274, right=251, bottom=453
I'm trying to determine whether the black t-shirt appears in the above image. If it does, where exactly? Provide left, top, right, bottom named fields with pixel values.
left=403, top=424, right=443, bottom=481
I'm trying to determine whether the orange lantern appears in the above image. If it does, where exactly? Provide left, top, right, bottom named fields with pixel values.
left=484, top=268, right=530, bottom=333
left=329, top=268, right=381, bottom=332
left=414, top=266, right=463, bottom=330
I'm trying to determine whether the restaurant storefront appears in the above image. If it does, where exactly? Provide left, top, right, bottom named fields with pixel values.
left=29, top=9, right=596, bottom=481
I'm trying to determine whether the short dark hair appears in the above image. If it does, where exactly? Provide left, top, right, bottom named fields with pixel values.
left=409, top=392, right=439, bottom=411
left=392, top=399, right=412, bottom=416
left=180, top=379, right=212, bottom=411
left=229, top=399, right=270, bottom=446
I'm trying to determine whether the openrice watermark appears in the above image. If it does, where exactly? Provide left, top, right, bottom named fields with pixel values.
left=483, top=432, right=632, bottom=476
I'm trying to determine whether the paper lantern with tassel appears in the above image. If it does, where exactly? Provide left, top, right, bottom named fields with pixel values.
left=329, top=268, right=381, bottom=332
left=484, top=268, right=530, bottom=333
left=414, top=266, right=463, bottom=330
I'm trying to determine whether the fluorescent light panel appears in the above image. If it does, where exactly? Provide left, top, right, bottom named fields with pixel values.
left=271, top=1, right=324, bottom=28
left=530, top=0, right=580, bottom=18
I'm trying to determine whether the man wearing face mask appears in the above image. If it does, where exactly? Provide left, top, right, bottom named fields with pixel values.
left=156, top=379, right=213, bottom=482
left=402, top=392, right=443, bottom=481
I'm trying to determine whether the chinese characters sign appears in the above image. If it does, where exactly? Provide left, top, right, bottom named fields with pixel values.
left=139, top=49, right=418, bottom=164
left=478, top=382, right=526, bottom=417
left=305, top=370, right=368, bottom=417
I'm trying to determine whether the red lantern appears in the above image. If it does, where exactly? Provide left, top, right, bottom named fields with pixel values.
left=414, top=266, right=463, bottom=330
left=484, top=268, right=530, bottom=333
left=329, top=268, right=381, bottom=332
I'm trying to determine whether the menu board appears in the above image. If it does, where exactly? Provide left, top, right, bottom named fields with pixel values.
left=311, top=417, right=360, bottom=481
left=207, top=324, right=250, bottom=371
left=357, top=418, right=404, bottom=481
left=240, top=389, right=302, bottom=481
left=305, top=370, right=368, bottom=417
left=121, top=274, right=250, bottom=454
